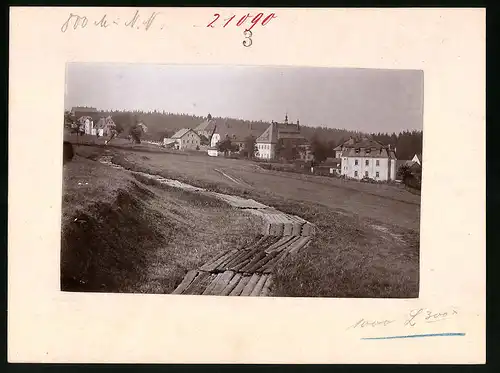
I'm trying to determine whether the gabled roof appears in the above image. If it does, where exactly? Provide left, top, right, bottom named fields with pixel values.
left=95, top=116, right=116, bottom=129
left=256, top=122, right=279, bottom=144
left=195, top=119, right=217, bottom=133
left=334, top=137, right=357, bottom=150
left=171, top=128, right=199, bottom=139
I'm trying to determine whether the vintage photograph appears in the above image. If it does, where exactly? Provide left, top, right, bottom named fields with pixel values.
left=61, top=63, right=423, bottom=298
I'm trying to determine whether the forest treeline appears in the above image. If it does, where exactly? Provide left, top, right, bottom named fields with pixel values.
left=66, top=109, right=423, bottom=160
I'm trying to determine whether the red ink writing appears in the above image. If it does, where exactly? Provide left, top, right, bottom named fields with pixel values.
left=223, top=15, right=235, bottom=28
left=206, top=12, right=277, bottom=30
left=207, top=13, right=220, bottom=28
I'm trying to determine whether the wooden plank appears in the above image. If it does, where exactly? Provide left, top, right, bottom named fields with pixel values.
left=194, top=273, right=218, bottom=295
left=262, top=250, right=289, bottom=274
left=220, top=273, right=242, bottom=296
left=183, top=271, right=210, bottom=294
left=201, top=249, right=237, bottom=272
left=240, top=251, right=267, bottom=273
left=264, top=236, right=291, bottom=254
left=240, top=274, right=261, bottom=296
left=210, top=271, right=236, bottom=295
left=246, top=252, right=278, bottom=273
left=267, top=236, right=300, bottom=254
left=291, top=221, right=303, bottom=236
left=223, top=249, right=251, bottom=269
left=215, top=249, right=242, bottom=271
left=229, top=247, right=262, bottom=271
left=202, top=272, right=227, bottom=295
left=250, top=274, right=268, bottom=296
left=172, top=270, right=199, bottom=294
left=229, top=275, right=251, bottom=296
left=288, top=237, right=312, bottom=255
left=231, top=258, right=251, bottom=272
left=283, top=220, right=293, bottom=235
left=198, top=250, right=229, bottom=271
left=260, top=275, right=273, bottom=296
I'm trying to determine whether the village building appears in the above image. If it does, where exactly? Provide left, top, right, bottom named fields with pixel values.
left=208, top=118, right=267, bottom=157
left=256, top=114, right=309, bottom=160
left=194, top=114, right=217, bottom=141
left=77, top=116, right=96, bottom=135
left=165, top=128, right=201, bottom=150
left=339, top=138, right=397, bottom=181
left=95, top=116, right=117, bottom=137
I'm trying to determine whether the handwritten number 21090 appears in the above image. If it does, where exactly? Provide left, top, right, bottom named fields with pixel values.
left=207, top=13, right=276, bottom=30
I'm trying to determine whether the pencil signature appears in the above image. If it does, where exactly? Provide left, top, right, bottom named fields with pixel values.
left=347, top=307, right=459, bottom=330
left=60, top=9, right=164, bottom=33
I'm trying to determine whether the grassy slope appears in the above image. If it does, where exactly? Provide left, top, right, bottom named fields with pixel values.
left=110, top=148, right=420, bottom=298
left=61, top=145, right=261, bottom=293
left=113, top=149, right=420, bottom=230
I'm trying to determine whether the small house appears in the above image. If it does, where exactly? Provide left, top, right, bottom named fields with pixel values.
left=170, top=128, right=201, bottom=150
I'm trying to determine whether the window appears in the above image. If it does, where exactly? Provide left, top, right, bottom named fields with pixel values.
left=376, top=160, right=380, bottom=166
left=355, top=159, right=358, bottom=166
left=376, top=171, right=380, bottom=178
left=354, top=171, right=358, bottom=177
left=365, top=171, right=368, bottom=177
left=365, top=160, right=369, bottom=166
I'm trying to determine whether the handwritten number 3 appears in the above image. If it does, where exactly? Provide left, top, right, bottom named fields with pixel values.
left=243, top=29, right=252, bottom=47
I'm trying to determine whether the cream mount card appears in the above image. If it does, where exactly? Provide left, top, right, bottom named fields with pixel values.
left=8, top=7, right=485, bottom=364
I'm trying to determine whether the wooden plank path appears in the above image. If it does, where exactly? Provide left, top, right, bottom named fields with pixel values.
left=172, top=233, right=313, bottom=296
left=97, top=156, right=316, bottom=297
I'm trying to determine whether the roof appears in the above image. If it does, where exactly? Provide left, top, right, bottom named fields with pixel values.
left=71, top=106, right=97, bottom=113
left=195, top=119, right=217, bottom=133
left=95, top=116, right=116, bottom=129
left=334, top=137, right=357, bottom=150
left=215, top=120, right=267, bottom=142
left=339, top=138, right=397, bottom=159
left=257, top=122, right=279, bottom=143
left=256, top=120, right=307, bottom=144
left=341, top=147, right=392, bottom=159
left=171, top=128, right=199, bottom=139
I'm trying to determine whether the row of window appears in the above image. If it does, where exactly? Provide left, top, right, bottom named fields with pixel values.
left=354, top=159, right=380, bottom=166
left=354, top=171, right=380, bottom=178
left=258, top=144, right=270, bottom=150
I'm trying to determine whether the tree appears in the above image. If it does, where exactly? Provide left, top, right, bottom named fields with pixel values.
left=280, top=140, right=299, bottom=161
left=397, top=164, right=412, bottom=183
left=63, top=110, right=76, bottom=128
left=310, top=137, right=329, bottom=163
left=242, top=135, right=257, bottom=159
left=217, top=137, right=237, bottom=156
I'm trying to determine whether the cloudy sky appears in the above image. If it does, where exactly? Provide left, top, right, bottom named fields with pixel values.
left=65, top=63, right=423, bottom=133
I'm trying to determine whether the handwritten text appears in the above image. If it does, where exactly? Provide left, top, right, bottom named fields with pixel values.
left=207, top=12, right=277, bottom=31
left=60, top=10, right=164, bottom=33
left=348, top=307, right=459, bottom=331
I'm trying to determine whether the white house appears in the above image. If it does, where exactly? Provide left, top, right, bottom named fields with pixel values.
left=256, top=122, right=278, bottom=159
left=78, top=116, right=95, bottom=135
left=255, top=114, right=307, bottom=160
left=168, top=128, right=201, bottom=150
left=339, top=138, right=397, bottom=181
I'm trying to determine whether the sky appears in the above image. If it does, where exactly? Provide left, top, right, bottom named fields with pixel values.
left=65, top=63, right=424, bottom=133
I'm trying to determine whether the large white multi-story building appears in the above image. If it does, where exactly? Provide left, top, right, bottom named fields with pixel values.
left=336, top=138, right=397, bottom=181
